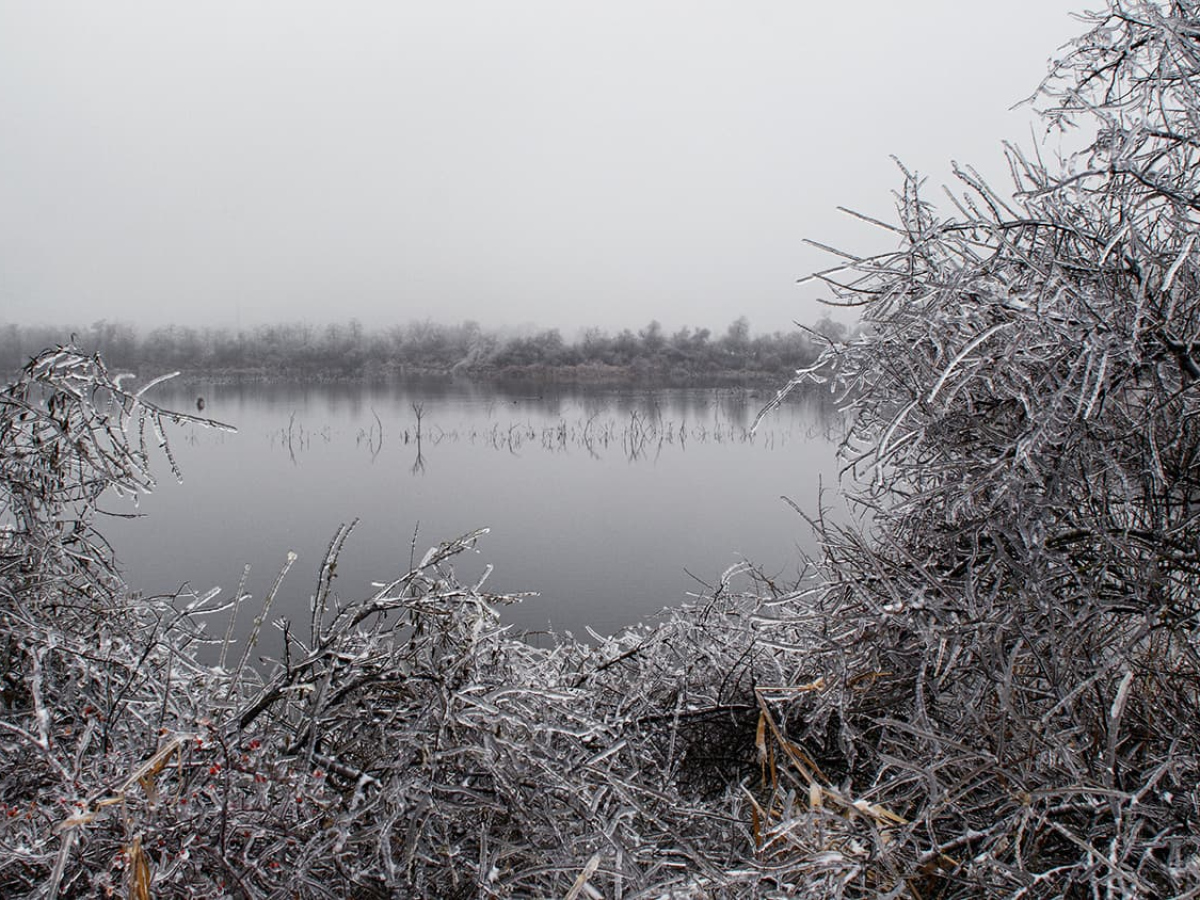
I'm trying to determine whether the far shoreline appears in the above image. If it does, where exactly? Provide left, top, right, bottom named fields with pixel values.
left=151, top=359, right=804, bottom=388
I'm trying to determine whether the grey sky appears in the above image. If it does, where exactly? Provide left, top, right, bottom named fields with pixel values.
left=0, top=1, right=1084, bottom=337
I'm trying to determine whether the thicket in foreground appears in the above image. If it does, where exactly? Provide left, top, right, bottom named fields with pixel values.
left=8, top=3, right=1200, bottom=898
left=751, top=1, right=1200, bottom=895
left=0, top=347, right=874, bottom=898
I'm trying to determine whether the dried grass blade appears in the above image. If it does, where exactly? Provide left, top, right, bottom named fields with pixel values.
left=563, top=853, right=601, bottom=900
left=127, top=835, right=152, bottom=900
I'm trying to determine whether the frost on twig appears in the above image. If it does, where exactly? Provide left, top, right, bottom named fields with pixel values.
left=743, top=2, right=1200, bottom=896
left=0, top=346, right=838, bottom=897
left=11, top=3, right=1200, bottom=894
left=0, top=344, right=234, bottom=609
left=0, top=344, right=830, bottom=896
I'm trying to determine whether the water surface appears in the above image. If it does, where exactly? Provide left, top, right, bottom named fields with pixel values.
left=103, top=379, right=845, bottom=645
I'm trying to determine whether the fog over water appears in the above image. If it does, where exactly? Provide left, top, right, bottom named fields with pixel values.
left=1, top=2, right=1083, bottom=336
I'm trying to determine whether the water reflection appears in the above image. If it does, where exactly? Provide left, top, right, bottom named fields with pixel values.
left=107, top=379, right=846, bottom=643
left=409, top=402, right=427, bottom=475
left=274, top=407, right=827, bottom=471
left=247, top=387, right=840, bottom=471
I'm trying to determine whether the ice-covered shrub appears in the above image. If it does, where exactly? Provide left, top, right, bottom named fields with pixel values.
left=0, top=346, right=846, bottom=897
left=748, top=2, right=1200, bottom=896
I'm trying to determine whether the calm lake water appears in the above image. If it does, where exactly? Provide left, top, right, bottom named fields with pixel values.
left=103, top=378, right=845, bottom=646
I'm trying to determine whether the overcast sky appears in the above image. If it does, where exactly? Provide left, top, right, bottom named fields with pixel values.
left=0, top=1, right=1086, bottom=337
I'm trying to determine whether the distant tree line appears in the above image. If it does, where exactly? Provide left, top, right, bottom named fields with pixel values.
left=0, top=314, right=849, bottom=381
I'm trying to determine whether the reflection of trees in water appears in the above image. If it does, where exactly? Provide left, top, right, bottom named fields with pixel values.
left=409, top=402, right=426, bottom=474
left=162, top=378, right=843, bottom=431
left=358, top=407, right=383, bottom=462
left=266, top=383, right=846, bottom=467
left=400, top=404, right=845, bottom=466
left=269, top=411, right=333, bottom=465
left=444, top=414, right=787, bottom=461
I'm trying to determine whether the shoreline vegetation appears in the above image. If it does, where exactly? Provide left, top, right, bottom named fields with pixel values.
left=0, top=346, right=847, bottom=898
left=8, top=4, right=1200, bottom=896
left=0, top=314, right=847, bottom=384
